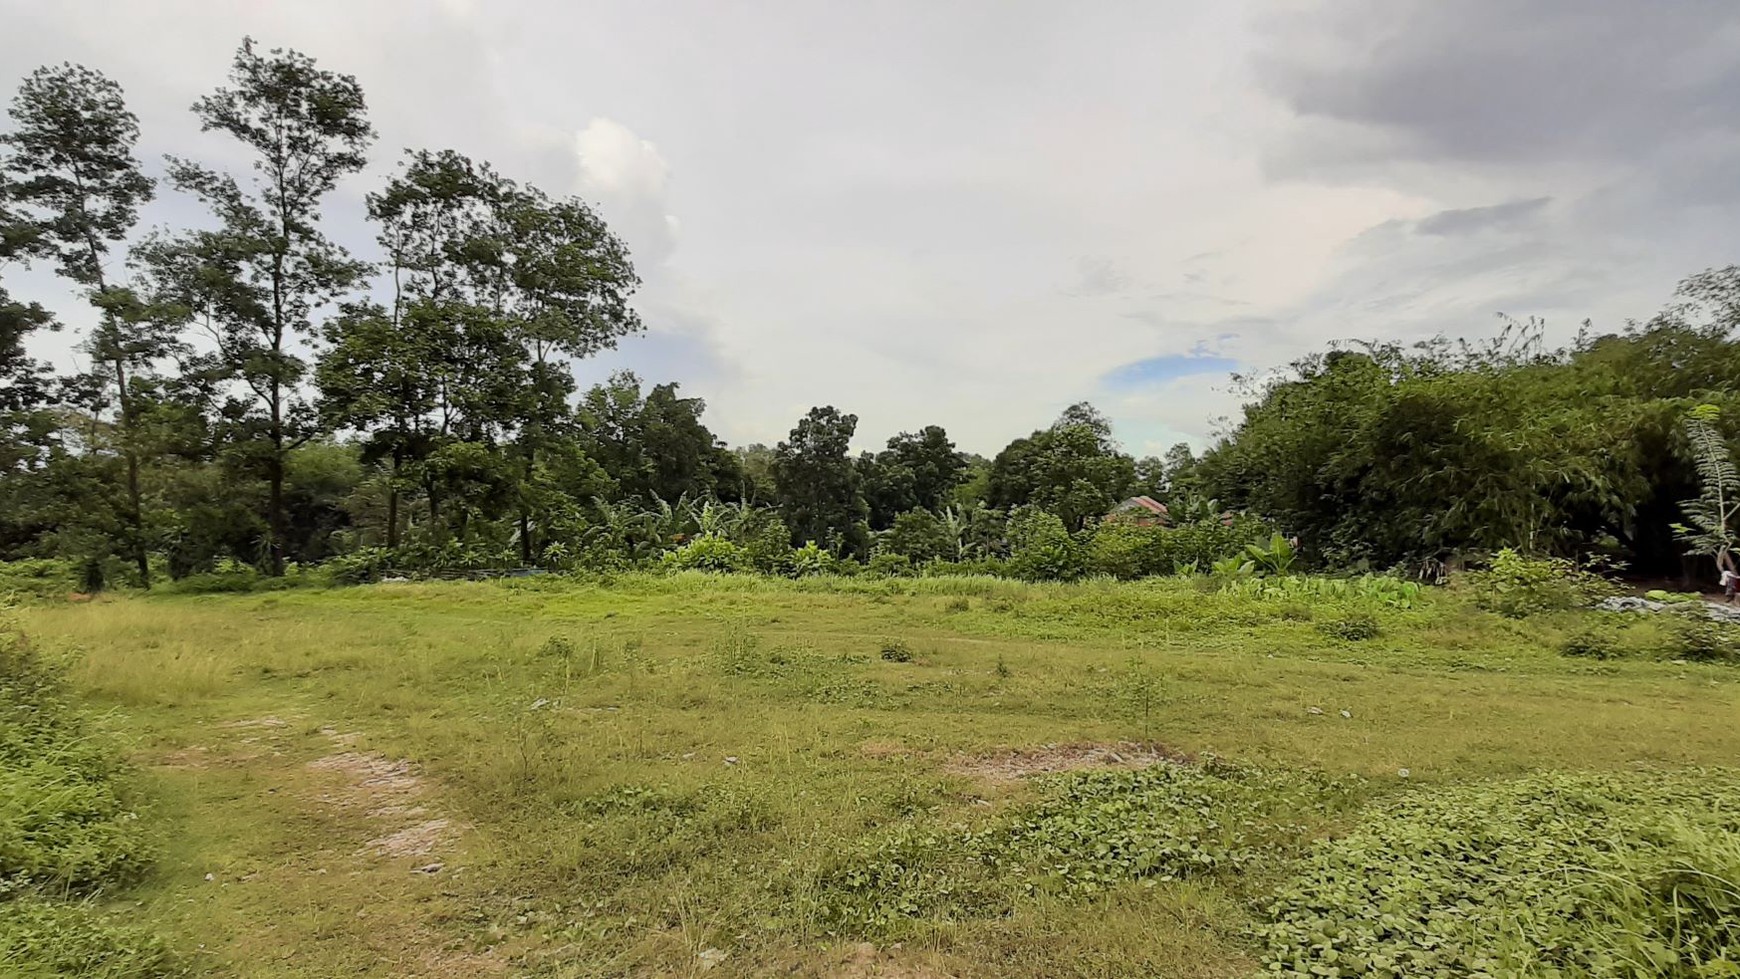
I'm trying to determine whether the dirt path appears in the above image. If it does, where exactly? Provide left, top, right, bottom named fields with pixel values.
left=144, top=713, right=507, bottom=977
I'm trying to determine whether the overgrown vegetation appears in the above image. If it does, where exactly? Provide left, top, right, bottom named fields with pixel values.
left=813, top=760, right=1364, bottom=930
left=1257, top=769, right=1740, bottom=978
left=8, top=572, right=1740, bottom=977
left=0, top=611, right=179, bottom=977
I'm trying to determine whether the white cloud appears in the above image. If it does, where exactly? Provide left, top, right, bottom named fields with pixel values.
left=576, top=117, right=670, bottom=200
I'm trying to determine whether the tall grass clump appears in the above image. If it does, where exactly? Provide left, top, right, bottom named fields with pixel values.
left=1256, top=768, right=1740, bottom=977
left=0, top=608, right=181, bottom=977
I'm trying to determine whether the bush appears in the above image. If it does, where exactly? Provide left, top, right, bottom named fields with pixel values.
left=1006, top=507, right=1085, bottom=581
left=812, top=761, right=1363, bottom=929
left=920, top=557, right=1009, bottom=578
left=866, top=553, right=913, bottom=578
left=325, top=546, right=393, bottom=586
left=1561, top=626, right=1624, bottom=659
left=880, top=509, right=953, bottom=564
left=1465, top=548, right=1613, bottom=618
left=0, top=560, right=80, bottom=602
left=1166, top=513, right=1275, bottom=572
left=1256, top=768, right=1740, bottom=978
left=662, top=535, right=746, bottom=573
left=1316, top=612, right=1380, bottom=641
left=1085, top=523, right=1166, bottom=580
left=878, top=639, right=914, bottom=662
left=1668, top=619, right=1740, bottom=663
left=788, top=541, right=833, bottom=578
left=1, top=610, right=178, bottom=975
left=738, top=515, right=795, bottom=576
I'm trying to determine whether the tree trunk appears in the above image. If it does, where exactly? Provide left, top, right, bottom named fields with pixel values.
left=519, top=509, right=532, bottom=565
left=268, top=388, right=286, bottom=577
left=114, top=356, right=150, bottom=589
left=386, top=451, right=402, bottom=550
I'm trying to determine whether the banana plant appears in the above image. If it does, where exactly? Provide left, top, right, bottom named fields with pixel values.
left=1243, top=533, right=1298, bottom=575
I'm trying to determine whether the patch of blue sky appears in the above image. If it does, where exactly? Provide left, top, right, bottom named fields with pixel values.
left=1100, top=354, right=1238, bottom=389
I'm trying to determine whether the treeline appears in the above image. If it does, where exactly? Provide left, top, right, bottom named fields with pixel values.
left=0, top=40, right=1237, bottom=589
left=1197, top=278, right=1740, bottom=580
left=2, top=39, right=1734, bottom=590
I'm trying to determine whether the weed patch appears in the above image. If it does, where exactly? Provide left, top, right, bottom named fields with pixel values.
left=1, top=610, right=179, bottom=976
left=1256, top=768, right=1740, bottom=978
left=812, top=760, right=1364, bottom=931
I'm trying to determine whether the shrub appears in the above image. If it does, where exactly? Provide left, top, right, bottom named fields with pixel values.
left=325, top=546, right=393, bottom=585
left=1166, top=513, right=1275, bottom=572
left=1, top=614, right=154, bottom=893
left=789, top=541, right=832, bottom=578
left=920, top=557, right=1009, bottom=578
left=538, top=635, right=578, bottom=661
left=662, top=535, right=746, bottom=573
left=1561, top=626, right=1624, bottom=659
left=1243, top=533, right=1298, bottom=575
left=1668, top=618, right=1740, bottom=663
left=0, top=560, right=78, bottom=602
left=161, top=557, right=265, bottom=594
left=812, top=761, right=1363, bottom=929
left=880, top=509, right=953, bottom=564
left=1006, top=507, right=1085, bottom=581
left=866, top=553, right=914, bottom=578
left=1465, top=548, right=1613, bottom=618
left=878, top=639, right=914, bottom=662
left=1085, top=523, right=1170, bottom=579
left=739, top=516, right=795, bottom=576
left=1316, top=612, right=1380, bottom=641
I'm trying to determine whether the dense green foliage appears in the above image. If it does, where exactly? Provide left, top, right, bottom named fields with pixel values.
left=1257, top=769, right=1740, bottom=978
left=1198, top=298, right=1740, bottom=578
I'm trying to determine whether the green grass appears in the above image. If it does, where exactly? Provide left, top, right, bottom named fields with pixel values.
left=15, top=573, right=1740, bottom=977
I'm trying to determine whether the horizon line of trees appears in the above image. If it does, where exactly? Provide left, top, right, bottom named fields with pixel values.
left=2, top=38, right=1736, bottom=589
left=0, top=39, right=1213, bottom=589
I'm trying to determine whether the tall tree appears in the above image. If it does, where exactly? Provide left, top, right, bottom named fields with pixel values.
left=576, top=371, right=736, bottom=506
left=860, top=424, right=967, bottom=527
left=773, top=406, right=869, bottom=555
left=987, top=402, right=1136, bottom=529
left=315, top=300, right=437, bottom=547
left=0, top=168, right=57, bottom=474
left=494, top=185, right=641, bottom=562
left=343, top=149, right=642, bottom=561
left=3, top=63, right=161, bottom=583
left=154, top=38, right=374, bottom=574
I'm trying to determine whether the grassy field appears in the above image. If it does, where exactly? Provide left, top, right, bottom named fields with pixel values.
left=14, top=573, right=1740, bottom=978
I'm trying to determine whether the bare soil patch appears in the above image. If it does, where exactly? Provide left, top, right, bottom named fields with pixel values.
left=943, top=741, right=1186, bottom=782
left=826, top=942, right=958, bottom=978
left=307, top=740, right=462, bottom=859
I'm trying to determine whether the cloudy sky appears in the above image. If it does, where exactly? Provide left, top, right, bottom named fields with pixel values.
left=4, top=1, right=1738, bottom=456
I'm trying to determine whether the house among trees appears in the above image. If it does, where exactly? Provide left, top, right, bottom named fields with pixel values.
left=1104, top=496, right=1170, bottom=527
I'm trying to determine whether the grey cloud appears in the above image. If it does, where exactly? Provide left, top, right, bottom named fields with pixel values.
left=1416, top=197, right=1550, bottom=237
left=1065, top=256, right=1129, bottom=297
left=1254, top=0, right=1740, bottom=172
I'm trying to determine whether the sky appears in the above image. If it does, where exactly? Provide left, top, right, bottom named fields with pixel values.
left=3, top=0, right=1738, bottom=457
